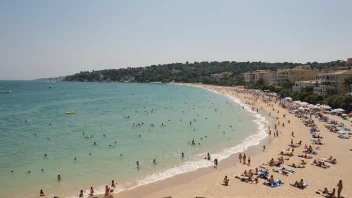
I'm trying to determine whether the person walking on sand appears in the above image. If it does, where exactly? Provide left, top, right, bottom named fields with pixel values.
left=243, top=153, right=246, bottom=165
left=214, top=158, right=218, bottom=168
left=247, top=157, right=251, bottom=166
left=239, top=153, right=242, bottom=163
left=337, top=180, right=343, bottom=198
left=263, top=145, right=266, bottom=151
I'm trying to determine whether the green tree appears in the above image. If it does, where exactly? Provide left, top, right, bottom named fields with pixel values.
left=343, top=76, right=352, bottom=93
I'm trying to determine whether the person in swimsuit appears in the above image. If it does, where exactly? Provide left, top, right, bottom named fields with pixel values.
left=57, top=175, right=61, bottom=181
left=111, top=180, right=115, bottom=188
left=294, top=179, right=304, bottom=188
left=79, top=190, right=83, bottom=197
left=327, top=188, right=336, bottom=197
left=105, top=186, right=111, bottom=196
left=337, top=180, right=343, bottom=198
left=89, top=187, right=94, bottom=196
left=223, top=176, right=229, bottom=186
left=40, top=189, right=45, bottom=196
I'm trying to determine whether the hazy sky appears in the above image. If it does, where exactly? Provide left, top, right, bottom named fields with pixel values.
left=1, top=0, right=351, bottom=80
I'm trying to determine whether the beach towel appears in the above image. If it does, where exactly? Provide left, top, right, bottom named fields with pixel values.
left=298, top=155, right=313, bottom=159
left=259, top=172, right=269, bottom=180
left=311, top=163, right=330, bottom=169
left=290, top=183, right=308, bottom=189
left=280, top=167, right=295, bottom=174
left=264, top=180, right=284, bottom=188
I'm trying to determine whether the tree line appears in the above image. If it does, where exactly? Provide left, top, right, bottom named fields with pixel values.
left=64, top=60, right=346, bottom=84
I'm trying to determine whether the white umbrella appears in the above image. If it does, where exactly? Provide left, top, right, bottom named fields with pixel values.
left=320, top=105, right=331, bottom=109
left=334, top=108, right=345, bottom=112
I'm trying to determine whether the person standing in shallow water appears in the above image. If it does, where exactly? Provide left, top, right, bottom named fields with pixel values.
left=40, top=189, right=45, bottom=196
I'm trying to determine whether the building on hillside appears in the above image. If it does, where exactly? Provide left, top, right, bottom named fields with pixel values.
left=346, top=58, right=352, bottom=66
left=292, top=80, right=316, bottom=92
left=98, top=73, right=104, bottom=81
left=243, top=70, right=277, bottom=85
left=120, top=76, right=135, bottom=82
left=210, top=72, right=233, bottom=81
left=277, top=65, right=317, bottom=85
left=313, top=70, right=352, bottom=95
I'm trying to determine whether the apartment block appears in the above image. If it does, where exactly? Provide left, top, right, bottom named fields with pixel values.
left=314, top=70, right=352, bottom=95
left=292, top=80, right=316, bottom=92
left=277, top=65, right=317, bottom=85
left=243, top=70, right=277, bottom=85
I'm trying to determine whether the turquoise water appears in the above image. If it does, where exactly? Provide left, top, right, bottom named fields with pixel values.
left=0, top=81, right=266, bottom=198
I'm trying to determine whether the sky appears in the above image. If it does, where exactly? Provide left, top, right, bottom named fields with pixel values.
left=0, top=0, right=351, bottom=80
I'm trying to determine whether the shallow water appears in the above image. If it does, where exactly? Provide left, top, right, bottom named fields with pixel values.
left=0, top=81, right=266, bottom=198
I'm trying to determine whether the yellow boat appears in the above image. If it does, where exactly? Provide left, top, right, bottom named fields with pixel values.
left=66, top=111, right=76, bottom=115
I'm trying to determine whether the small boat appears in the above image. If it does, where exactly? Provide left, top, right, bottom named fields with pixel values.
left=0, top=90, right=11, bottom=94
left=66, top=111, right=76, bottom=115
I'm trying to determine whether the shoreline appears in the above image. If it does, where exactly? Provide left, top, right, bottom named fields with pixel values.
left=94, top=83, right=277, bottom=198
left=100, top=83, right=352, bottom=198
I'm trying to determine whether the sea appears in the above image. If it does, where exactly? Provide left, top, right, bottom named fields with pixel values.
left=0, top=81, right=269, bottom=198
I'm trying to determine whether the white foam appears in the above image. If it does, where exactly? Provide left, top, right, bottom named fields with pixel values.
left=66, top=86, right=270, bottom=198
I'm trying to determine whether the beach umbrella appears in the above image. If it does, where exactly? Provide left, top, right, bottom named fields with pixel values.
left=320, top=105, right=331, bottom=109
left=338, top=131, right=344, bottom=134
left=334, top=108, right=345, bottom=112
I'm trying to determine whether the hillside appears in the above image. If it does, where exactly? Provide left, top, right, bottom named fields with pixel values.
left=63, top=60, right=346, bottom=85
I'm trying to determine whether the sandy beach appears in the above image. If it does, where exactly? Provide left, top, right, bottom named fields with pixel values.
left=97, top=83, right=352, bottom=198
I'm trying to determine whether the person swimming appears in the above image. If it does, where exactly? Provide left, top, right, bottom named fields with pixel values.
left=58, top=175, right=61, bottom=181
left=41, top=169, right=44, bottom=172
left=44, top=153, right=47, bottom=157
left=153, top=159, right=156, bottom=164
left=136, top=161, right=140, bottom=167
left=182, top=152, right=184, bottom=158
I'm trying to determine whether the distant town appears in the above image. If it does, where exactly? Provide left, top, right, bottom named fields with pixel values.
left=242, top=58, right=352, bottom=95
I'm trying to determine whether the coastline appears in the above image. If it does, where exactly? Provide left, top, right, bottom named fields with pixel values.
left=94, top=83, right=278, bottom=198
left=99, top=83, right=352, bottom=198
